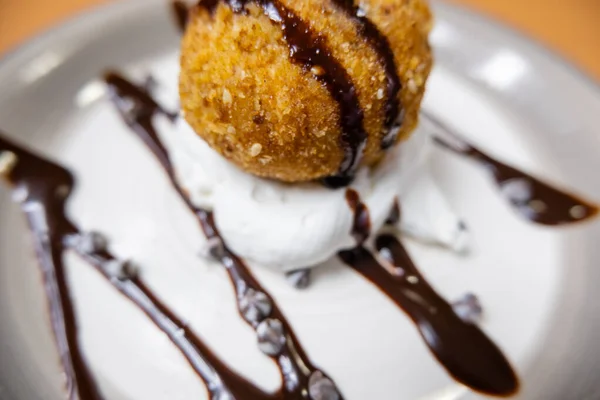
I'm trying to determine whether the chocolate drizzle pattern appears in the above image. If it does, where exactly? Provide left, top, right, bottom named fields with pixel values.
left=330, top=0, right=403, bottom=149
left=339, top=189, right=519, bottom=396
left=198, top=0, right=367, bottom=188
left=423, top=111, right=599, bottom=225
left=0, top=133, right=296, bottom=399
left=105, top=72, right=342, bottom=400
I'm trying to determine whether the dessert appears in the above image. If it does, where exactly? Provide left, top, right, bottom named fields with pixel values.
left=171, top=0, right=456, bottom=271
left=0, top=1, right=598, bottom=400
left=180, top=0, right=432, bottom=185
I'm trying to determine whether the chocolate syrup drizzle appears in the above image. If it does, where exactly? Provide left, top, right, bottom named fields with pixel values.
left=345, top=189, right=371, bottom=245
left=423, top=111, right=599, bottom=226
left=329, top=0, right=403, bottom=149
left=76, top=248, right=271, bottom=400
left=198, top=0, right=367, bottom=188
left=339, top=189, right=519, bottom=396
left=372, top=235, right=518, bottom=395
left=0, top=136, right=103, bottom=400
left=172, top=0, right=190, bottom=33
left=104, top=72, right=342, bottom=400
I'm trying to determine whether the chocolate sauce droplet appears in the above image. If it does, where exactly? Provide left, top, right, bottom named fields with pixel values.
left=345, top=188, right=371, bottom=244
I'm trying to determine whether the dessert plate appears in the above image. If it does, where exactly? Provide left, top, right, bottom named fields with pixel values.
left=1, top=1, right=600, bottom=399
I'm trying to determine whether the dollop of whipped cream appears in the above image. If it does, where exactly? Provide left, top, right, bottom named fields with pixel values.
left=157, top=117, right=467, bottom=272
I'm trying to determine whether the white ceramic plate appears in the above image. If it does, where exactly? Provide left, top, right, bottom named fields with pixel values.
left=1, top=1, right=600, bottom=399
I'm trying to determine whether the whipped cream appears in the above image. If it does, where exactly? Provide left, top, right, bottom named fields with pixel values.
left=156, top=116, right=467, bottom=272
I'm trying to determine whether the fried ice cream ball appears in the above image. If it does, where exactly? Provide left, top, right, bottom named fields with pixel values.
left=180, top=0, right=433, bottom=182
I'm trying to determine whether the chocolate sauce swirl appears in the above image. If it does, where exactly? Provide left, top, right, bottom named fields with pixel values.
left=339, top=189, right=518, bottom=396
left=423, top=111, right=599, bottom=226
left=330, top=0, right=403, bottom=149
left=105, top=72, right=343, bottom=400
left=198, top=0, right=367, bottom=188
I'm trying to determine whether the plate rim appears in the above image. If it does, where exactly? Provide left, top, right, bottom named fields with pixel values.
left=433, top=0, right=600, bottom=90
left=1, top=0, right=598, bottom=95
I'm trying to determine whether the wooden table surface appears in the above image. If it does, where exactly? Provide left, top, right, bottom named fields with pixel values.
left=0, top=0, right=599, bottom=80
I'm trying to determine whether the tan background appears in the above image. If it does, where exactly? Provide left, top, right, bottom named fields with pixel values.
left=0, top=0, right=599, bottom=80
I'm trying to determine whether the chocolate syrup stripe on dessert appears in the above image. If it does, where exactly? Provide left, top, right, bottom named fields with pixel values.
left=197, top=0, right=367, bottom=188
left=0, top=133, right=285, bottom=400
left=330, top=0, right=403, bottom=149
left=339, top=189, right=519, bottom=396
left=105, top=72, right=343, bottom=400
left=422, top=110, right=599, bottom=226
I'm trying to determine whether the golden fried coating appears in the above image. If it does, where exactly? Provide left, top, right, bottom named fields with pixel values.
left=180, top=0, right=432, bottom=182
